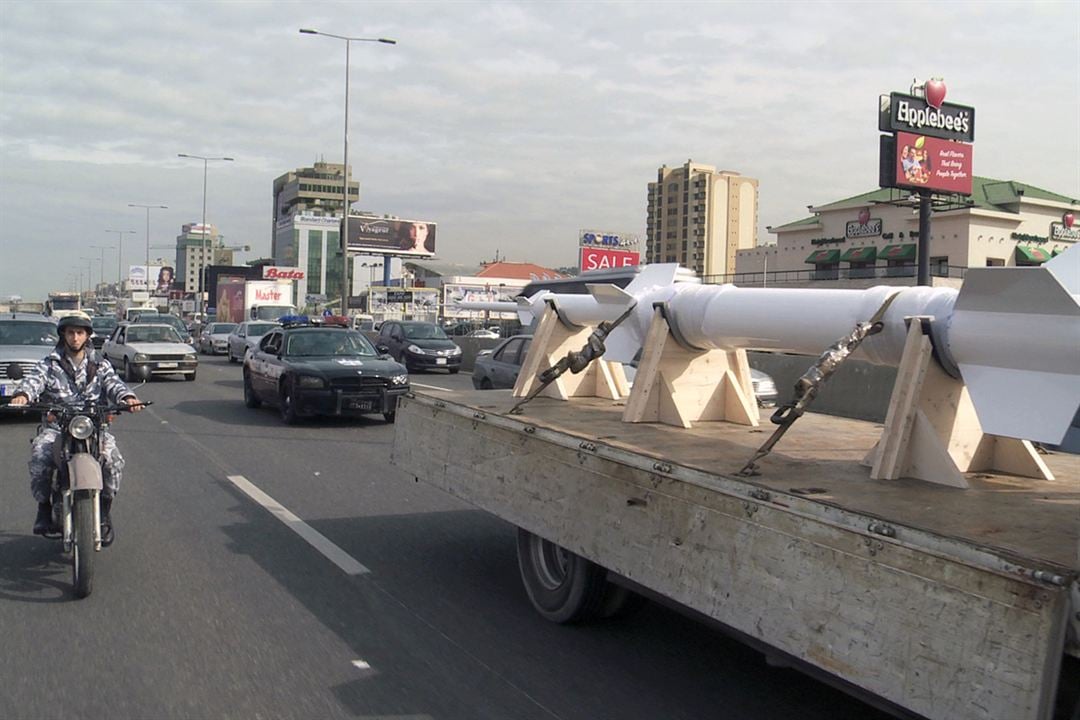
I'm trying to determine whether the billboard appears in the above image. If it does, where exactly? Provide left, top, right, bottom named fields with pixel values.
left=216, top=276, right=246, bottom=324
left=369, top=287, right=439, bottom=321
left=879, top=91, right=975, bottom=143
left=579, top=230, right=639, bottom=249
left=344, top=216, right=437, bottom=256
left=127, top=265, right=174, bottom=293
left=580, top=247, right=640, bottom=272
left=442, top=283, right=519, bottom=320
left=894, top=131, right=973, bottom=195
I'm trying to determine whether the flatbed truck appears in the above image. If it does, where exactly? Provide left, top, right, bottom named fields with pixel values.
left=392, top=388, right=1078, bottom=720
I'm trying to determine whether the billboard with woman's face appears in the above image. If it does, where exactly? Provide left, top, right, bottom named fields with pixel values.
left=344, top=216, right=437, bottom=256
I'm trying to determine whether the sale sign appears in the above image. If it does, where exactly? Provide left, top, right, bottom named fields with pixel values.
left=895, top=131, right=973, bottom=195
left=580, top=247, right=640, bottom=272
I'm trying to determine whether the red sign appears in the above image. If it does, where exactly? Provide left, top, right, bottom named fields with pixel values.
left=263, top=266, right=305, bottom=280
left=895, top=131, right=973, bottom=195
left=580, top=247, right=640, bottom=272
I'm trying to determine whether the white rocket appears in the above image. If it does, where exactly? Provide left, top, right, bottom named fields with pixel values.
left=456, top=247, right=1080, bottom=445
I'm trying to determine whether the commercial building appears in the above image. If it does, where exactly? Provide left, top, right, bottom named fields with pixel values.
left=646, top=160, right=759, bottom=278
left=735, top=177, right=1078, bottom=289
left=272, top=161, right=359, bottom=226
left=175, top=223, right=234, bottom=293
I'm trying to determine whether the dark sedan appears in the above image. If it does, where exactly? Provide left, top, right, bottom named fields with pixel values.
left=243, top=320, right=410, bottom=424
left=90, top=316, right=118, bottom=350
left=376, top=320, right=462, bottom=373
left=472, top=335, right=532, bottom=390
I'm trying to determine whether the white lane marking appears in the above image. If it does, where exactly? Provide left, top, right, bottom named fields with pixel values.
left=409, top=382, right=454, bottom=391
left=351, top=659, right=371, bottom=670
left=226, top=474, right=370, bottom=576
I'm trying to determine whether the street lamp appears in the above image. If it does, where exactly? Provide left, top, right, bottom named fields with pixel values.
left=300, top=28, right=395, bottom=315
left=90, top=244, right=114, bottom=291
left=178, top=154, right=234, bottom=316
left=104, top=229, right=136, bottom=295
left=128, top=203, right=168, bottom=293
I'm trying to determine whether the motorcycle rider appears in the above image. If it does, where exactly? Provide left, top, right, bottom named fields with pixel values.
left=9, top=314, right=142, bottom=542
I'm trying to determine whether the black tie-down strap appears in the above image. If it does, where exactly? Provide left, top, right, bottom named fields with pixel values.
left=509, top=302, right=637, bottom=416
left=737, top=292, right=900, bottom=477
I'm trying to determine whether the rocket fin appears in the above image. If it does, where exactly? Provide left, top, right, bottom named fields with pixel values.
left=958, top=364, right=1080, bottom=445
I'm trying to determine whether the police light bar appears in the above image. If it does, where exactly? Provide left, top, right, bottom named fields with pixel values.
left=278, top=314, right=311, bottom=327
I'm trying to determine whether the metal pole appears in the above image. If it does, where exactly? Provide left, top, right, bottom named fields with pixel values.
left=201, top=158, right=209, bottom=315
left=917, top=191, right=931, bottom=286
left=341, top=39, right=351, bottom=316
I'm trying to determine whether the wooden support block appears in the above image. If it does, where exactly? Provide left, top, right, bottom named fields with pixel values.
left=622, top=308, right=759, bottom=428
left=865, top=319, right=1054, bottom=487
left=512, top=304, right=630, bottom=401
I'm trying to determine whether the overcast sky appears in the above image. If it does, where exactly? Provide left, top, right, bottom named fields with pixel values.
left=1, top=0, right=1077, bottom=301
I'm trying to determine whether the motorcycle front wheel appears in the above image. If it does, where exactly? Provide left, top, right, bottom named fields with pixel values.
left=72, top=492, right=96, bottom=598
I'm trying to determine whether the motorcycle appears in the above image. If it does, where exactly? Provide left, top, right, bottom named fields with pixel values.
left=3, top=369, right=147, bottom=598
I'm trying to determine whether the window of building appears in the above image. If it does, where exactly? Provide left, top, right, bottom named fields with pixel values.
left=307, top=230, right=323, bottom=294
left=668, top=183, right=678, bottom=192
left=930, top=256, right=949, bottom=276
left=813, top=263, right=840, bottom=281
left=986, top=258, right=1005, bottom=267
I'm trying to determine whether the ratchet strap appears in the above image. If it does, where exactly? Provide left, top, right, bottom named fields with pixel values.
left=508, top=302, right=637, bottom=415
left=737, top=292, right=901, bottom=477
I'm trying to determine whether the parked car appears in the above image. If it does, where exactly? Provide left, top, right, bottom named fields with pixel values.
left=0, top=313, right=58, bottom=405
left=102, top=323, right=198, bottom=381
left=227, top=321, right=278, bottom=364
left=90, top=316, right=118, bottom=350
left=620, top=360, right=778, bottom=408
left=132, top=312, right=194, bottom=345
left=377, top=321, right=462, bottom=373
left=243, top=318, right=409, bottom=424
left=466, top=328, right=500, bottom=339
left=198, top=322, right=237, bottom=355
left=472, top=335, right=532, bottom=389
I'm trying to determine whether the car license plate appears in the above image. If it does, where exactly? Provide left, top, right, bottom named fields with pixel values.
left=436, top=358, right=447, bottom=365
left=347, top=399, right=374, bottom=411
left=158, top=362, right=178, bottom=368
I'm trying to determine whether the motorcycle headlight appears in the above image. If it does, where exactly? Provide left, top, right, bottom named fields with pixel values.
left=407, top=344, right=425, bottom=355
left=69, top=415, right=94, bottom=440
left=391, top=374, right=408, bottom=385
left=297, top=375, right=326, bottom=388
left=134, top=353, right=148, bottom=362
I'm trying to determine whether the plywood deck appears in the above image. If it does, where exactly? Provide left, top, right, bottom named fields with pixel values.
left=423, top=388, right=1079, bottom=571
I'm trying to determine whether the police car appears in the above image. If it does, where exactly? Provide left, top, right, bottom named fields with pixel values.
left=242, top=315, right=410, bottom=425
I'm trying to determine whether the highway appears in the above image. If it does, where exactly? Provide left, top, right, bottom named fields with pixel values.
left=0, top=354, right=892, bottom=720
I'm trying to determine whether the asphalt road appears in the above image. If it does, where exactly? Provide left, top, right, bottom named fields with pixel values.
left=0, top=354, right=893, bottom=720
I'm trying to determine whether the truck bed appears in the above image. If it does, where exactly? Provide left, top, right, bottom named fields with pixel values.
left=392, top=388, right=1079, bottom=720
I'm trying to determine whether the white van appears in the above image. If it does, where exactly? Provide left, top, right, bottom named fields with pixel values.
left=350, top=314, right=376, bottom=332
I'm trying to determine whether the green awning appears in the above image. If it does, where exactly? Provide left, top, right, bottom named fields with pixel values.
left=840, top=246, right=878, bottom=262
left=1051, top=248, right=1062, bottom=257
left=805, top=249, right=840, bottom=264
left=1016, top=245, right=1052, bottom=263
left=880, top=243, right=916, bottom=261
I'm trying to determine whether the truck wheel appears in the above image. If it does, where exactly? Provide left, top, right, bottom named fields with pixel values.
left=516, top=528, right=607, bottom=624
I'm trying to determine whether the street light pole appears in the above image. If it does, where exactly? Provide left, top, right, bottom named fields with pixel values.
left=300, top=28, right=395, bottom=315
left=105, top=229, right=136, bottom=295
left=128, top=203, right=167, bottom=294
left=90, top=245, right=114, bottom=290
left=178, top=154, right=234, bottom=317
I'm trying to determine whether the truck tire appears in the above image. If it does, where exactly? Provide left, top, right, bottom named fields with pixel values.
left=516, top=528, right=607, bottom=624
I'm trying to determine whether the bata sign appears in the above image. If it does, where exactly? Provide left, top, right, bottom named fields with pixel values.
left=580, top=247, right=640, bottom=271
left=263, top=266, right=305, bottom=280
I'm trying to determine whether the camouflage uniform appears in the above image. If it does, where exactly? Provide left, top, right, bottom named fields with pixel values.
left=14, top=347, right=135, bottom=503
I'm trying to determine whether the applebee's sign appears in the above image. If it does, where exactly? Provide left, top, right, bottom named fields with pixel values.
left=263, top=266, right=305, bottom=280
left=1051, top=212, right=1079, bottom=241
left=880, top=84, right=975, bottom=143
left=846, top=208, right=882, bottom=239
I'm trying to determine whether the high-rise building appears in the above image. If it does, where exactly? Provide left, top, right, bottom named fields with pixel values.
left=175, top=223, right=233, bottom=293
left=645, top=160, right=759, bottom=278
left=272, top=161, right=361, bottom=309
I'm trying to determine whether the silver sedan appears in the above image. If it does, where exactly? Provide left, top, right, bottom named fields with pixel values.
left=227, top=321, right=278, bottom=364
